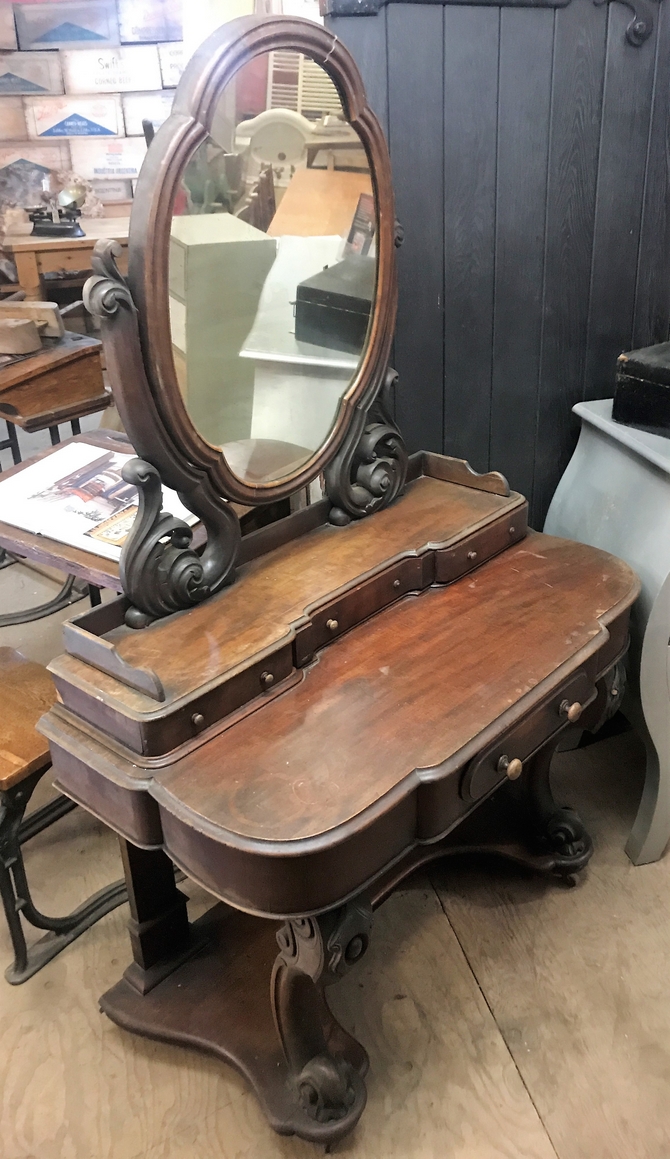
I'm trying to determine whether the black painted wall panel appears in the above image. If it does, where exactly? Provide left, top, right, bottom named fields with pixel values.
left=328, top=0, right=670, bottom=526
left=489, top=6, right=554, bottom=500
left=633, top=0, right=670, bottom=348
left=442, top=5, right=499, bottom=472
left=582, top=6, right=656, bottom=403
left=532, top=0, right=608, bottom=520
left=387, top=4, right=445, bottom=453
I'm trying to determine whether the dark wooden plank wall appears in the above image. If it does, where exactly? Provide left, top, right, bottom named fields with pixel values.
left=328, top=0, right=670, bottom=526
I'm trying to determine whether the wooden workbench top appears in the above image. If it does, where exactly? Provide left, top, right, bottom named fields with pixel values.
left=2, top=218, right=129, bottom=253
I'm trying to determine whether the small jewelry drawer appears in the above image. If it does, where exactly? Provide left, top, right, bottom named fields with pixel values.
left=460, top=669, right=596, bottom=802
left=434, top=506, right=527, bottom=583
left=293, top=554, right=429, bottom=666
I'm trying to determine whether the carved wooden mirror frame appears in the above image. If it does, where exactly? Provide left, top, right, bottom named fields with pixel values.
left=85, top=15, right=406, bottom=627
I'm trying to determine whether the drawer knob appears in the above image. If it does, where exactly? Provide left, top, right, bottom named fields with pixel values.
left=260, top=671, right=274, bottom=690
left=497, top=755, right=523, bottom=780
left=326, top=618, right=339, bottom=632
left=559, top=699, right=583, bottom=723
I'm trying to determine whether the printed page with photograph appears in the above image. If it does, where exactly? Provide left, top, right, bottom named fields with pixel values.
left=0, top=441, right=197, bottom=562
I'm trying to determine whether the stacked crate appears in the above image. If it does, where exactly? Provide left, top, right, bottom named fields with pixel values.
left=0, top=0, right=184, bottom=212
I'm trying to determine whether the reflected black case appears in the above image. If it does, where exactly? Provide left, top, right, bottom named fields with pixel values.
left=294, top=255, right=375, bottom=355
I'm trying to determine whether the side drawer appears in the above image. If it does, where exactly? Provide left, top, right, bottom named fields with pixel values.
left=434, top=504, right=527, bottom=583
left=461, top=669, right=596, bottom=803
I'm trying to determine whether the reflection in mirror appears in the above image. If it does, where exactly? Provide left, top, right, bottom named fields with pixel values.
left=167, top=50, right=375, bottom=486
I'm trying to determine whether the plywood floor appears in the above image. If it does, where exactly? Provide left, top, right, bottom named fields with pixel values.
left=1, top=551, right=668, bottom=1158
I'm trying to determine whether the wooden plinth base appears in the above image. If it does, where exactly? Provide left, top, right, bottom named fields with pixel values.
left=101, top=785, right=592, bottom=1144
left=101, top=903, right=369, bottom=1145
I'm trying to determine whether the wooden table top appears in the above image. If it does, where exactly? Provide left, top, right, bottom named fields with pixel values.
left=0, top=332, right=101, bottom=393
left=153, top=532, right=637, bottom=846
left=2, top=218, right=130, bottom=255
left=0, top=647, right=56, bottom=791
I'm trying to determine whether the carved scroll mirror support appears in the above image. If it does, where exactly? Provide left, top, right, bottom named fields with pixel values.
left=84, top=15, right=406, bottom=628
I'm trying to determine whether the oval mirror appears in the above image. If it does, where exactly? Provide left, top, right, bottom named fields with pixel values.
left=167, top=49, right=376, bottom=488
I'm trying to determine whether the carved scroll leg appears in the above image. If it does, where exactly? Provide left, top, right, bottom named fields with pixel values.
left=513, top=742, right=594, bottom=877
left=271, top=901, right=372, bottom=1142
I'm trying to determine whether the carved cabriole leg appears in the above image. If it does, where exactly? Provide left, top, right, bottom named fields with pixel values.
left=512, top=741, right=593, bottom=876
left=271, top=899, right=372, bottom=1136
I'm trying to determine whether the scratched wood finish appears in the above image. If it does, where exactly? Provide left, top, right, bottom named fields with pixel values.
left=152, top=532, right=636, bottom=846
left=50, top=475, right=525, bottom=713
left=0, top=647, right=55, bottom=790
left=328, top=0, right=670, bottom=525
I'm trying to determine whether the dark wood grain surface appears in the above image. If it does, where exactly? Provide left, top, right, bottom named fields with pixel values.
left=45, top=528, right=638, bottom=913
left=50, top=476, right=525, bottom=714
left=152, top=532, right=636, bottom=847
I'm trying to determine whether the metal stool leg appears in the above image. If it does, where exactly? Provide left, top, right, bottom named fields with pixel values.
left=0, top=420, right=21, bottom=466
left=0, top=768, right=127, bottom=984
left=0, top=573, right=85, bottom=628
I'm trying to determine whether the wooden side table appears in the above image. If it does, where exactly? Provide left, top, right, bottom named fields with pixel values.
left=0, top=647, right=126, bottom=983
left=545, top=398, right=669, bottom=864
left=0, top=333, right=109, bottom=451
left=2, top=219, right=129, bottom=302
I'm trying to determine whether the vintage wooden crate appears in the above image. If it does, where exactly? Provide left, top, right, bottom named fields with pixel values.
left=0, top=52, right=63, bottom=96
left=91, top=178, right=133, bottom=202
left=118, top=0, right=182, bottom=44
left=70, top=137, right=146, bottom=180
left=24, top=94, right=124, bottom=139
left=0, top=141, right=71, bottom=172
left=15, top=0, right=119, bottom=52
left=0, top=3, right=17, bottom=51
left=0, top=142, right=72, bottom=204
left=0, top=96, right=28, bottom=140
left=158, top=42, right=184, bottom=89
left=121, top=90, right=173, bottom=136
left=61, top=46, right=162, bottom=95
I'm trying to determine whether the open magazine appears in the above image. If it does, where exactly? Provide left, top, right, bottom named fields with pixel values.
left=0, top=441, right=197, bottom=563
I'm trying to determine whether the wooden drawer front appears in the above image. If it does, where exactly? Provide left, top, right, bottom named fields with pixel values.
left=435, top=504, right=527, bottom=584
left=293, top=554, right=430, bottom=666
left=461, top=669, right=596, bottom=803
left=293, top=506, right=527, bottom=666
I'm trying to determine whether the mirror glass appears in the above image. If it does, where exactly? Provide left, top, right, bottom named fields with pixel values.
left=167, top=49, right=376, bottom=486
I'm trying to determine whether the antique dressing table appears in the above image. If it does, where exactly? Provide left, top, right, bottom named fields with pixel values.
left=38, top=16, right=639, bottom=1145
